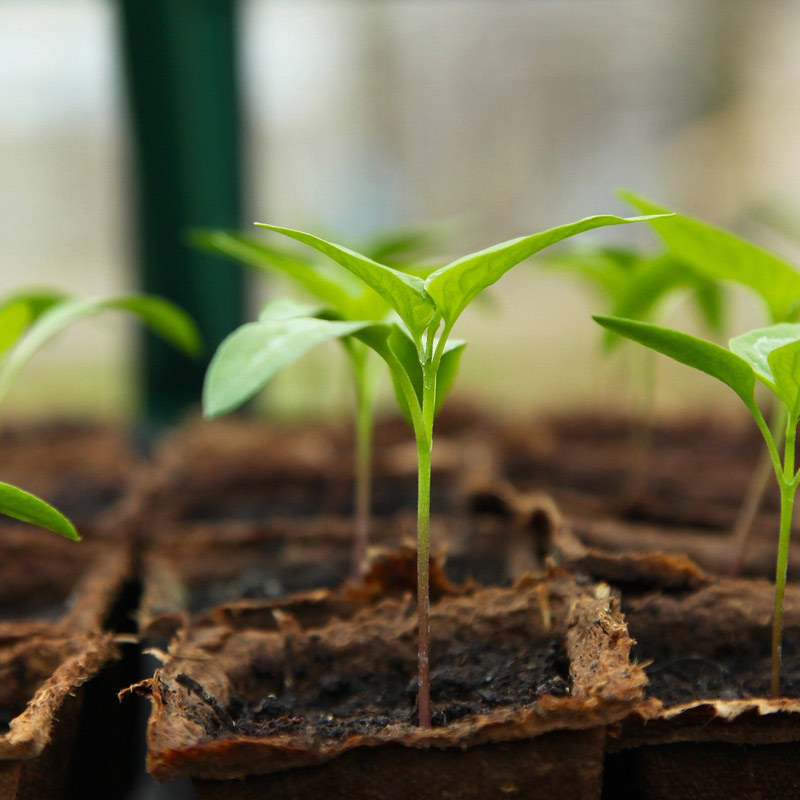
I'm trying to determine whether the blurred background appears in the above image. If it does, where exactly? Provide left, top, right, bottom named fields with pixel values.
left=3, top=0, right=800, bottom=425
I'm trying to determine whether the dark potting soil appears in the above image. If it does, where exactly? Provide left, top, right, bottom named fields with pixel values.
left=174, top=475, right=455, bottom=524
left=185, top=550, right=513, bottom=617
left=189, top=637, right=569, bottom=741
left=442, top=553, right=511, bottom=588
left=505, top=414, right=778, bottom=520
left=187, top=563, right=344, bottom=614
left=635, top=643, right=800, bottom=706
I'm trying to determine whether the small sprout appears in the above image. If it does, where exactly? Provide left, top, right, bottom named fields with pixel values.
left=595, top=315, right=800, bottom=697
left=192, top=225, right=446, bottom=582
left=206, top=211, right=660, bottom=726
left=544, top=245, right=725, bottom=498
left=0, top=292, right=201, bottom=539
left=544, top=246, right=724, bottom=351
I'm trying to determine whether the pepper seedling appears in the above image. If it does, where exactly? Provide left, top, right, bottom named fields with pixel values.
left=595, top=314, right=800, bottom=697
left=204, top=211, right=663, bottom=726
left=191, top=225, right=446, bottom=582
left=619, top=192, right=800, bottom=571
left=544, top=245, right=725, bottom=497
left=0, top=292, right=201, bottom=540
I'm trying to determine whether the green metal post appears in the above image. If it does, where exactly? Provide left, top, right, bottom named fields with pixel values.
left=117, top=0, right=245, bottom=425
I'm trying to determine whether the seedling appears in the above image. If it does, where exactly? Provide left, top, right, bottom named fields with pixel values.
left=191, top=225, right=446, bottom=582
left=595, top=315, right=800, bottom=697
left=544, top=246, right=725, bottom=495
left=204, top=212, right=660, bottom=726
left=620, top=192, right=800, bottom=570
left=0, top=292, right=201, bottom=540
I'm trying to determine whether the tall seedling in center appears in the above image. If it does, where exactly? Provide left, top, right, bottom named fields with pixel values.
left=205, top=212, right=661, bottom=726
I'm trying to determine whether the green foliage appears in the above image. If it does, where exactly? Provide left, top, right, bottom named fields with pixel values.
left=546, top=248, right=724, bottom=351
left=189, top=230, right=373, bottom=319
left=0, top=291, right=200, bottom=539
left=594, top=314, right=800, bottom=696
left=0, top=290, right=67, bottom=358
left=0, top=483, right=78, bottom=541
left=593, top=316, right=758, bottom=415
left=254, top=224, right=437, bottom=337
left=424, top=215, right=660, bottom=328
left=620, top=191, right=800, bottom=324
left=0, top=295, right=201, bottom=407
left=204, top=315, right=371, bottom=418
left=204, top=211, right=658, bottom=724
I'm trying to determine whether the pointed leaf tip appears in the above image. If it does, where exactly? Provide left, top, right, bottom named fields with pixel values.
left=255, top=224, right=437, bottom=336
left=0, top=482, right=79, bottom=540
left=425, top=214, right=661, bottom=326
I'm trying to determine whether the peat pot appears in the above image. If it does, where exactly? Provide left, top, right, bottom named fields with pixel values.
left=0, top=633, right=118, bottom=800
left=140, top=571, right=648, bottom=800
left=137, top=510, right=547, bottom=645
left=605, top=577, right=800, bottom=800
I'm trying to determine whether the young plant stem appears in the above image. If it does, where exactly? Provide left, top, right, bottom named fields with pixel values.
left=415, top=351, right=437, bottom=728
left=771, top=418, right=797, bottom=698
left=350, top=358, right=374, bottom=583
left=730, top=402, right=786, bottom=576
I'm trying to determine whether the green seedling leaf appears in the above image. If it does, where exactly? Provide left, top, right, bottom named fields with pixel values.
left=0, top=482, right=78, bottom=540
left=620, top=191, right=800, bottom=323
left=0, top=291, right=68, bottom=358
left=608, top=255, right=725, bottom=350
left=255, top=224, right=437, bottom=337
left=0, top=289, right=67, bottom=320
left=258, top=297, right=323, bottom=322
left=544, top=247, right=639, bottom=300
left=189, top=230, right=368, bottom=317
left=204, top=316, right=371, bottom=418
left=425, top=215, right=668, bottom=326
left=692, top=278, right=725, bottom=333
left=435, top=340, right=467, bottom=413
left=730, top=323, right=800, bottom=392
left=594, top=316, right=757, bottom=415
left=0, top=295, right=202, bottom=406
left=0, top=302, right=31, bottom=358
left=769, top=339, right=800, bottom=422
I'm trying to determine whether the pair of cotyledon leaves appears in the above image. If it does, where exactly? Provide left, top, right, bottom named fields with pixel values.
left=0, top=293, right=201, bottom=541
left=203, top=214, right=664, bottom=423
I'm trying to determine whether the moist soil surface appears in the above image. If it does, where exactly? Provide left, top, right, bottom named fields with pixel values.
left=170, top=474, right=456, bottom=524
left=185, top=550, right=512, bottom=616
left=506, top=414, right=776, bottom=522
left=186, top=563, right=344, bottom=614
left=636, top=644, right=800, bottom=706
left=188, top=637, right=569, bottom=741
